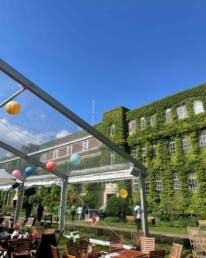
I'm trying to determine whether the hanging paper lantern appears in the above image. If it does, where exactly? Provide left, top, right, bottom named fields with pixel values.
left=24, top=166, right=34, bottom=176
left=119, top=189, right=128, bottom=199
left=70, top=194, right=77, bottom=203
left=69, top=154, right=81, bottom=166
left=12, top=170, right=22, bottom=178
left=46, top=161, right=57, bottom=171
left=5, top=101, right=21, bottom=115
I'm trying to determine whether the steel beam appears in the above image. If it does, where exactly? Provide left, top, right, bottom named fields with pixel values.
left=0, top=59, right=145, bottom=176
left=59, top=177, right=68, bottom=232
left=0, top=140, right=66, bottom=179
left=14, top=183, right=25, bottom=224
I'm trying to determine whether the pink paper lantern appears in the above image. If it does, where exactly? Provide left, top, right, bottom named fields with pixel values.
left=12, top=170, right=22, bottom=178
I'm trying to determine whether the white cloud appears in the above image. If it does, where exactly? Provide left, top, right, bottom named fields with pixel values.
left=56, top=130, right=70, bottom=139
left=0, top=118, right=52, bottom=149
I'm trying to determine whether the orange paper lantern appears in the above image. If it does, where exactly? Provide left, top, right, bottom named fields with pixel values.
left=5, top=101, right=21, bottom=115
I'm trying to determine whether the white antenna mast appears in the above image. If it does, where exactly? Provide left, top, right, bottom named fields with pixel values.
left=92, top=99, right=95, bottom=125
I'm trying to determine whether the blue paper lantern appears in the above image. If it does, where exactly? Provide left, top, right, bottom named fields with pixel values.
left=69, top=154, right=81, bottom=166
left=24, top=166, right=34, bottom=176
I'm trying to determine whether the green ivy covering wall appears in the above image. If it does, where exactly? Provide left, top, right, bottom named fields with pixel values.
left=99, top=83, right=206, bottom=218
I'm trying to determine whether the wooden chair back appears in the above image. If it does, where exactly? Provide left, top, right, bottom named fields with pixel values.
left=76, top=237, right=90, bottom=254
left=188, top=227, right=206, bottom=258
left=50, top=245, right=60, bottom=258
left=109, top=235, right=124, bottom=251
left=65, top=243, right=80, bottom=258
left=148, top=250, right=165, bottom=258
left=12, top=239, right=33, bottom=255
left=140, top=237, right=155, bottom=254
left=169, top=243, right=183, bottom=258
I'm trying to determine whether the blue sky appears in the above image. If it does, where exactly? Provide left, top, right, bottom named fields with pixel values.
left=1, top=0, right=206, bottom=124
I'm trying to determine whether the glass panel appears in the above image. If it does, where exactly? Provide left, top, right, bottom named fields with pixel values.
left=0, top=71, right=131, bottom=182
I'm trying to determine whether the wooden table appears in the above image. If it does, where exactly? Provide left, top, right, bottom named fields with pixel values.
left=106, top=249, right=144, bottom=258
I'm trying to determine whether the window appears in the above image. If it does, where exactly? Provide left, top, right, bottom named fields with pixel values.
left=152, top=144, right=157, bottom=160
left=82, top=140, right=89, bottom=151
left=166, top=108, right=173, bottom=122
left=133, top=179, right=139, bottom=192
left=110, top=124, right=115, bottom=136
left=41, top=153, right=47, bottom=162
left=169, top=140, right=176, bottom=154
left=141, top=147, right=147, bottom=162
left=193, top=100, right=204, bottom=114
left=140, top=117, right=146, bottom=129
left=128, top=120, right=136, bottom=135
left=199, top=130, right=206, bottom=147
left=177, top=105, right=188, bottom=119
left=146, top=179, right=150, bottom=194
left=182, top=137, right=192, bottom=152
left=155, top=175, right=162, bottom=192
left=52, top=149, right=59, bottom=159
left=66, top=145, right=73, bottom=155
left=173, top=174, right=180, bottom=190
left=150, top=115, right=156, bottom=127
left=110, top=152, right=115, bottom=165
left=130, top=147, right=137, bottom=159
left=189, top=173, right=198, bottom=192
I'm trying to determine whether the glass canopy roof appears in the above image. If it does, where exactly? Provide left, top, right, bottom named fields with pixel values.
left=0, top=60, right=144, bottom=182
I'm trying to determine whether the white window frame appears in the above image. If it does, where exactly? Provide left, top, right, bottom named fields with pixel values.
left=173, top=173, right=180, bottom=190
left=182, top=137, right=192, bottom=152
left=177, top=105, right=188, bottom=119
left=41, top=153, right=47, bottom=162
left=52, top=149, right=59, bottom=159
left=150, top=115, right=156, bottom=127
left=66, top=144, right=73, bottom=155
left=166, top=108, right=173, bottom=122
left=128, top=120, right=136, bottom=135
left=199, top=130, right=206, bottom=147
left=130, top=147, right=137, bottom=159
left=189, top=173, right=198, bottom=192
left=140, top=117, right=146, bottom=129
left=146, top=179, right=150, bottom=194
left=169, top=140, right=176, bottom=154
left=82, top=139, right=89, bottom=151
left=193, top=100, right=204, bottom=114
left=133, top=179, right=139, bottom=193
left=110, top=124, right=115, bottom=136
left=155, top=175, right=162, bottom=192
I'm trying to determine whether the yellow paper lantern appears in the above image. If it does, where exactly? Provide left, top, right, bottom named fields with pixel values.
left=119, top=189, right=128, bottom=199
left=5, top=101, right=21, bottom=115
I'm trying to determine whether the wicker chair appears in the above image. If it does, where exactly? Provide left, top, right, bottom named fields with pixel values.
left=169, top=243, right=183, bottom=258
left=64, top=243, right=80, bottom=258
left=76, top=237, right=90, bottom=254
left=139, top=237, right=155, bottom=254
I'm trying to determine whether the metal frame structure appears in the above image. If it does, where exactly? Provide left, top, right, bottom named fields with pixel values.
left=0, top=58, right=148, bottom=236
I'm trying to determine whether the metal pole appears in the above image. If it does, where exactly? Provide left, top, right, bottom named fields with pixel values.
left=59, top=177, right=68, bottom=232
left=139, top=174, right=149, bottom=236
left=14, top=183, right=25, bottom=224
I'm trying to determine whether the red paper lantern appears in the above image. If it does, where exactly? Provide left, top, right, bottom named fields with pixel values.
left=70, top=194, right=77, bottom=203
left=46, top=161, right=57, bottom=171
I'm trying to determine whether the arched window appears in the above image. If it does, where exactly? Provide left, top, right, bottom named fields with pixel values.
left=177, top=105, right=188, bottom=119
left=199, top=130, right=206, bottom=146
left=193, top=100, right=204, bottom=114
left=155, top=175, right=162, bottom=192
left=128, top=120, right=136, bottom=135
